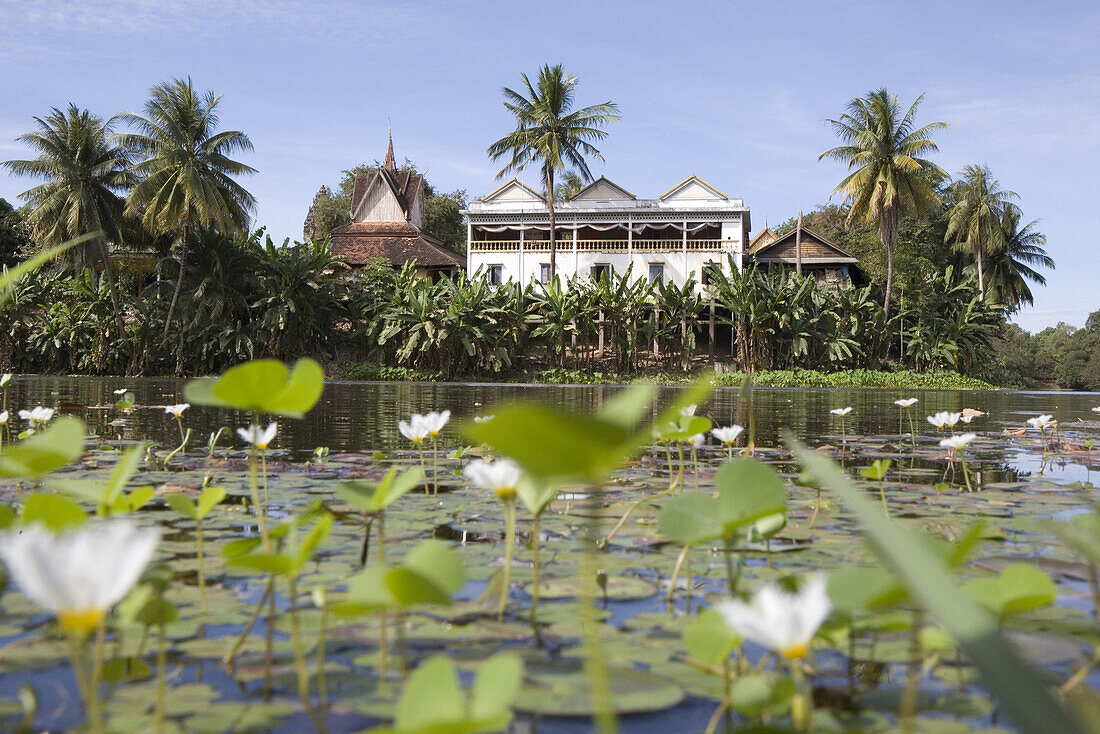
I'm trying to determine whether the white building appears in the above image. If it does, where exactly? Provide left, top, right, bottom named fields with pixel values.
left=463, top=175, right=750, bottom=288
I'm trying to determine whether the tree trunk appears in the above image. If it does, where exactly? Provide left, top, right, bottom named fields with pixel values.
left=879, top=204, right=899, bottom=320
left=163, top=224, right=189, bottom=337
left=976, top=230, right=985, bottom=299
left=98, top=236, right=126, bottom=335
left=546, top=168, right=557, bottom=280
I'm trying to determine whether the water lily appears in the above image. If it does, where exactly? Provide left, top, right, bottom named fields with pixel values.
left=712, top=425, right=744, bottom=445
left=893, top=398, right=919, bottom=407
left=679, top=404, right=698, bottom=417
left=164, top=403, right=189, bottom=416
left=830, top=407, right=852, bottom=416
left=939, top=433, right=977, bottom=450
left=1026, top=414, right=1055, bottom=431
left=418, top=410, right=451, bottom=437
left=0, top=520, right=160, bottom=634
left=830, top=407, right=852, bottom=450
left=959, top=414, right=975, bottom=423
left=473, top=414, right=494, bottom=424
left=0, top=374, right=10, bottom=387
left=1093, top=407, right=1100, bottom=414
left=0, top=411, right=8, bottom=425
left=113, top=388, right=129, bottom=396
left=715, top=575, right=830, bottom=661
left=464, top=458, right=523, bottom=619
left=926, top=411, right=961, bottom=429
left=237, top=422, right=278, bottom=450
left=463, top=458, right=522, bottom=501
left=398, top=418, right=430, bottom=444
left=18, top=406, right=54, bottom=427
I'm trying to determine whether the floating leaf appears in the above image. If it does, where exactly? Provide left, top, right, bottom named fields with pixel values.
left=0, top=417, right=85, bottom=479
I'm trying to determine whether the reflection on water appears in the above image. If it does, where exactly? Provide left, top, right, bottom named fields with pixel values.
left=10, top=375, right=1099, bottom=481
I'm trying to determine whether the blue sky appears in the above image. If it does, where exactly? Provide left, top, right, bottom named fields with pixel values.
left=1, top=0, right=1096, bottom=332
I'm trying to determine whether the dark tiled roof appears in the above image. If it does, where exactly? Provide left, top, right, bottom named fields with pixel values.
left=350, top=169, right=424, bottom=219
left=329, top=222, right=464, bottom=269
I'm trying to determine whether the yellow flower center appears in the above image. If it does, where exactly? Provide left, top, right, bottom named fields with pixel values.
left=412, top=437, right=424, bottom=445
left=58, top=608, right=105, bottom=634
left=780, top=642, right=809, bottom=660
left=495, top=487, right=517, bottom=501
left=257, top=442, right=270, bottom=450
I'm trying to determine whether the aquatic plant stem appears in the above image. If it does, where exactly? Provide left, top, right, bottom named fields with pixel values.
left=529, top=512, right=542, bottom=624
left=66, top=632, right=103, bottom=734
left=675, top=442, right=685, bottom=494
left=499, top=498, right=516, bottom=620
left=959, top=453, right=974, bottom=493
left=155, top=617, right=167, bottom=734
left=377, top=514, right=389, bottom=685
left=163, top=426, right=192, bottom=469
left=196, top=518, right=207, bottom=615
left=317, top=594, right=329, bottom=711
left=581, top=480, right=617, bottom=734
left=722, top=538, right=741, bottom=597
left=431, top=435, right=440, bottom=495
left=691, top=445, right=699, bottom=492
left=667, top=544, right=692, bottom=604
left=900, top=609, right=924, bottom=729
left=789, top=660, right=814, bottom=733
left=221, top=577, right=273, bottom=666
left=906, top=409, right=916, bottom=451
left=880, top=477, right=889, bottom=516
left=418, top=445, right=429, bottom=494
left=288, top=576, right=323, bottom=730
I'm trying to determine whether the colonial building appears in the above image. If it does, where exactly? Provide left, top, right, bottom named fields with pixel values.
left=746, top=218, right=860, bottom=288
left=463, top=175, right=750, bottom=288
left=321, top=134, right=464, bottom=278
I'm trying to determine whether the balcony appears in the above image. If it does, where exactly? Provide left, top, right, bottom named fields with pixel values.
left=469, top=239, right=731, bottom=253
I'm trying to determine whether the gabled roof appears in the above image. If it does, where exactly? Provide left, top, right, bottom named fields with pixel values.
left=659, top=175, right=727, bottom=201
left=350, top=167, right=424, bottom=222
left=329, top=221, right=464, bottom=269
left=749, top=225, right=859, bottom=263
left=480, top=178, right=545, bottom=203
left=569, top=176, right=636, bottom=202
left=747, top=227, right=777, bottom=252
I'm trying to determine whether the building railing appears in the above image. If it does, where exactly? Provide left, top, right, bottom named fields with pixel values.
left=469, top=239, right=730, bottom=253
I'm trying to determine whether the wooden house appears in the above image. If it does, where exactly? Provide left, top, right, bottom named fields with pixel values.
left=746, top=217, right=860, bottom=288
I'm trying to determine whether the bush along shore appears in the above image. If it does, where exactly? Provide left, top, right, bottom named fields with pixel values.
left=339, top=364, right=998, bottom=390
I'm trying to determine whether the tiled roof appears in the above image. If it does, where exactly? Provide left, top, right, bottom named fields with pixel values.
left=329, top=222, right=464, bottom=269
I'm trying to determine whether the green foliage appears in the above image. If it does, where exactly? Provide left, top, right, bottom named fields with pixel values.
left=658, top=458, right=787, bottom=545
left=964, top=564, right=1057, bottom=620
left=683, top=608, right=740, bottom=666
left=52, top=444, right=151, bottom=516
left=21, top=494, right=86, bottom=531
left=0, top=416, right=85, bottom=478
left=335, top=468, right=423, bottom=513
left=163, top=487, right=226, bottom=521
left=338, top=540, right=465, bottom=613
left=370, top=653, right=523, bottom=734
left=184, top=357, right=324, bottom=418
left=0, top=199, right=30, bottom=268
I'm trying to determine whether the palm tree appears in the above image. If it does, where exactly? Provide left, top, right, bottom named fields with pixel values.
left=945, top=164, right=1019, bottom=300
left=119, top=77, right=256, bottom=336
left=820, top=89, right=947, bottom=318
left=984, top=208, right=1052, bottom=312
left=487, top=64, right=619, bottom=278
left=2, top=104, right=129, bottom=332
left=553, top=171, right=584, bottom=201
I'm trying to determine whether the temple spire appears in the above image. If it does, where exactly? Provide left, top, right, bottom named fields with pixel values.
left=383, top=121, right=396, bottom=172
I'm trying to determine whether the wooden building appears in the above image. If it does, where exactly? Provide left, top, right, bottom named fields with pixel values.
left=745, top=217, right=860, bottom=288
left=325, top=133, right=463, bottom=278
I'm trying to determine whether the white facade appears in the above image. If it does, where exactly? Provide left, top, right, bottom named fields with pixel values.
left=462, top=176, right=751, bottom=290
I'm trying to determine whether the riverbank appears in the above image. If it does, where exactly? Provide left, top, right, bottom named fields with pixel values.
left=338, top=364, right=999, bottom=389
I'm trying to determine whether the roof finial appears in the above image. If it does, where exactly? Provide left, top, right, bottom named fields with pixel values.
left=383, top=120, right=396, bottom=172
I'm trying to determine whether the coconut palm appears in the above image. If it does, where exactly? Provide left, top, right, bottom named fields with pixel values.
left=2, top=104, right=129, bottom=332
left=945, top=164, right=1019, bottom=300
left=119, top=77, right=256, bottom=336
left=487, top=64, right=619, bottom=279
left=553, top=171, right=584, bottom=201
left=984, top=208, right=1052, bottom=313
left=820, top=89, right=947, bottom=318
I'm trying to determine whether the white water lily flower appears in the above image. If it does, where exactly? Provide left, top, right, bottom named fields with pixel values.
left=0, top=520, right=159, bottom=634
left=959, top=414, right=975, bottom=423
left=712, top=425, right=744, bottom=445
left=690, top=433, right=705, bottom=449
left=398, top=417, right=431, bottom=444
left=237, top=422, right=278, bottom=450
left=679, top=404, right=697, bottom=417
left=417, top=410, right=451, bottom=437
left=1026, top=414, right=1055, bottom=431
left=715, top=575, right=831, bottom=661
left=18, top=407, right=54, bottom=427
left=113, top=388, right=129, bottom=396
left=894, top=398, right=919, bottom=407
left=830, top=407, right=852, bottom=416
left=926, top=411, right=961, bottom=429
left=473, top=415, right=494, bottom=424
left=0, top=411, right=8, bottom=425
left=0, top=374, right=10, bottom=387
left=939, top=433, right=977, bottom=450
left=164, top=403, right=189, bottom=417
left=1092, top=407, right=1100, bottom=414
left=463, top=458, right=522, bottom=501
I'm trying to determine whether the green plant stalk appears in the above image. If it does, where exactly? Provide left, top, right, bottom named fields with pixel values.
left=880, top=477, right=889, bottom=516
left=317, top=597, right=329, bottom=711
left=499, top=498, right=516, bottom=620
left=809, top=486, right=822, bottom=530
left=66, top=632, right=103, bottom=734
left=431, top=435, right=440, bottom=495
left=196, top=518, right=207, bottom=615
left=906, top=409, right=917, bottom=450
left=900, top=608, right=924, bottom=728
left=247, top=447, right=269, bottom=551
left=222, top=578, right=273, bottom=666
left=789, top=660, right=814, bottom=733
left=667, top=544, right=692, bottom=604
left=529, top=512, right=542, bottom=624
left=155, top=616, right=166, bottom=734
left=163, top=426, right=192, bottom=469
left=959, top=452, right=974, bottom=493
left=664, top=441, right=675, bottom=489
left=417, top=444, right=429, bottom=494
left=722, top=537, right=741, bottom=597
left=691, top=444, right=700, bottom=492
left=264, top=576, right=276, bottom=700
left=676, top=442, right=685, bottom=494
left=580, top=494, right=617, bottom=734
left=288, top=575, right=318, bottom=727
left=208, top=426, right=228, bottom=457
left=377, top=513, right=388, bottom=685
left=261, top=449, right=270, bottom=514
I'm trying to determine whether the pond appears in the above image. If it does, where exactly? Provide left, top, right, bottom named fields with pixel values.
left=0, top=376, right=1098, bottom=733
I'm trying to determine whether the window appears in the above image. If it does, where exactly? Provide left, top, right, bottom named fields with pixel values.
left=591, top=263, right=612, bottom=282
left=648, top=262, right=665, bottom=283
left=488, top=265, right=503, bottom=285
left=539, top=263, right=552, bottom=283
left=701, top=261, right=718, bottom=286
left=436, top=268, right=453, bottom=281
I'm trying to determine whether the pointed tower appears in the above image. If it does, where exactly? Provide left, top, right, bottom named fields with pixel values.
left=383, top=123, right=396, bottom=172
